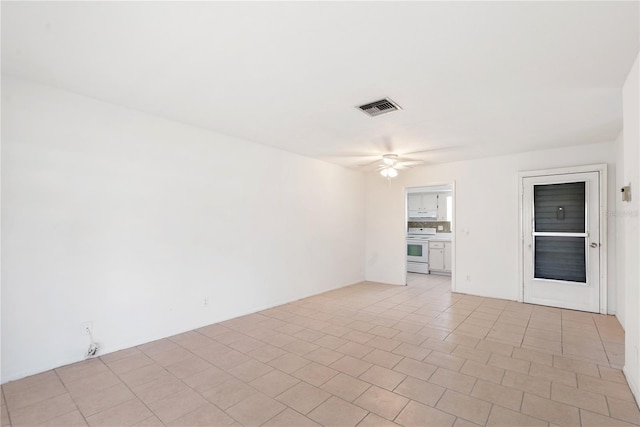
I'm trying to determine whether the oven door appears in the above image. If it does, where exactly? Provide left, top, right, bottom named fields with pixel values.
left=407, top=240, right=429, bottom=263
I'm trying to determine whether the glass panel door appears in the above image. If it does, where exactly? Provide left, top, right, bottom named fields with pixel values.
left=522, top=170, right=601, bottom=313
left=533, top=182, right=587, bottom=283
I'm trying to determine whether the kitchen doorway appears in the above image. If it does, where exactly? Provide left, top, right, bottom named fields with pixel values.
left=520, top=165, right=607, bottom=313
left=404, top=184, right=455, bottom=288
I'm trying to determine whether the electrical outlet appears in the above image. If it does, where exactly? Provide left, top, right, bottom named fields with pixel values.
left=466, top=275, right=471, bottom=282
left=86, top=343, right=99, bottom=357
left=203, top=297, right=209, bottom=308
left=81, top=321, right=93, bottom=335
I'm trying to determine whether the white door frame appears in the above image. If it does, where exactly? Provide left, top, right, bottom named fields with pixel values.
left=518, top=164, right=608, bottom=314
left=403, top=181, right=456, bottom=293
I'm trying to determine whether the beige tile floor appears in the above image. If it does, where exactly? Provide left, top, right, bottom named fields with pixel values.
left=2, top=273, right=639, bottom=426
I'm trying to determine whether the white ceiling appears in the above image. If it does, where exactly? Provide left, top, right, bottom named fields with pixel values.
left=2, top=2, right=639, bottom=169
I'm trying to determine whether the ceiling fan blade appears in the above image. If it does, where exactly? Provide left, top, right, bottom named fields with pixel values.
left=403, top=145, right=464, bottom=157
left=321, top=152, right=382, bottom=164
left=366, top=136, right=397, bottom=154
left=396, top=160, right=424, bottom=167
left=381, top=137, right=394, bottom=153
left=359, top=159, right=384, bottom=168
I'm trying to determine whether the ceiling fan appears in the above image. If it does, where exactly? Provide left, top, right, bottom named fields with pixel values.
left=323, top=143, right=464, bottom=178
left=375, top=154, right=421, bottom=178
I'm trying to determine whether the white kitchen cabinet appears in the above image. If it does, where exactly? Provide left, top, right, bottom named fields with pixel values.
left=408, top=194, right=422, bottom=210
left=443, top=241, right=452, bottom=273
left=429, top=242, right=445, bottom=270
left=408, top=193, right=438, bottom=211
left=422, top=193, right=438, bottom=210
left=436, top=192, right=452, bottom=221
left=429, top=240, right=451, bottom=274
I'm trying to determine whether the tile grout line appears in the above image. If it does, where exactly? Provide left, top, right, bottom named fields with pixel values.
left=2, top=384, right=13, bottom=427
left=388, top=395, right=411, bottom=425
left=594, top=312, right=616, bottom=370
left=98, top=354, right=170, bottom=425
left=604, top=392, right=613, bottom=419
left=104, top=336, right=258, bottom=425
left=162, top=336, right=269, bottom=426
left=7, top=275, right=636, bottom=426
left=578, top=402, right=583, bottom=426
left=52, top=364, right=90, bottom=426
left=190, top=318, right=387, bottom=426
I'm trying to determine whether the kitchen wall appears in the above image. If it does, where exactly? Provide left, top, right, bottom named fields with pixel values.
left=620, top=52, right=639, bottom=402
left=1, top=76, right=366, bottom=383
left=365, top=141, right=617, bottom=305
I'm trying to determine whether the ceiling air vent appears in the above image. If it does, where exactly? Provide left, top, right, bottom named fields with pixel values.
left=357, top=98, right=402, bottom=117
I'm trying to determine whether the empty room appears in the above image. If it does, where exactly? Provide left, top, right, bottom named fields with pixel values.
left=2, top=1, right=639, bottom=426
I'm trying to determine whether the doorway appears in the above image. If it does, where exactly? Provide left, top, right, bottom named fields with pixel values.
left=404, top=184, right=455, bottom=288
left=520, top=166, right=607, bottom=313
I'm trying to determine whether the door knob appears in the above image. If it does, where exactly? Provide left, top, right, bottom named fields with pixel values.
left=590, top=242, right=599, bottom=248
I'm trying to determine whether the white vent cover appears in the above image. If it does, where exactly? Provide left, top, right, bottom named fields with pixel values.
left=357, top=98, right=402, bottom=117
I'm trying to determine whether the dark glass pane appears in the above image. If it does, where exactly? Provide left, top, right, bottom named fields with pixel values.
left=534, top=236, right=586, bottom=283
left=534, top=182, right=585, bottom=233
left=407, top=244, right=423, bottom=257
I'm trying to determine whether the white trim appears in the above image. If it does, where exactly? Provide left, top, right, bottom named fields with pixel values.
left=519, top=164, right=607, bottom=179
left=518, top=164, right=608, bottom=314
left=451, top=180, right=457, bottom=293
left=518, top=176, right=525, bottom=302
left=599, top=164, right=608, bottom=314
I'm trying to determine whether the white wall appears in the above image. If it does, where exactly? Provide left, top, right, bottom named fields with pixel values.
left=365, top=142, right=617, bottom=307
left=621, top=53, right=640, bottom=402
left=1, top=76, right=366, bottom=383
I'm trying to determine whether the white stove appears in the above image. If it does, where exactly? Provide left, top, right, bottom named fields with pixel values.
left=407, top=227, right=437, bottom=240
left=407, top=228, right=436, bottom=274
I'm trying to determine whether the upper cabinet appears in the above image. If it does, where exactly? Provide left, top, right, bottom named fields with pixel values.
left=408, top=193, right=438, bottom=220
left=423, top=193, right=438, bottom=210
left=408, top=193, right=438, bottom=211
left=408, top=190, right=452, bottom=222
left=436, top=192, right=452, bottom=221
left=407, top=193, right=422, bottom=211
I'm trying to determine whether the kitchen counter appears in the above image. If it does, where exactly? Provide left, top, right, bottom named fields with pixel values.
left=428, top=232, right=452, bottom=241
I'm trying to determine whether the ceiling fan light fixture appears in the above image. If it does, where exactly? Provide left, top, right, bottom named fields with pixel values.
left=382, top=154, right=398, bottom=166
left=380, top=166, right=398, bottom=178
